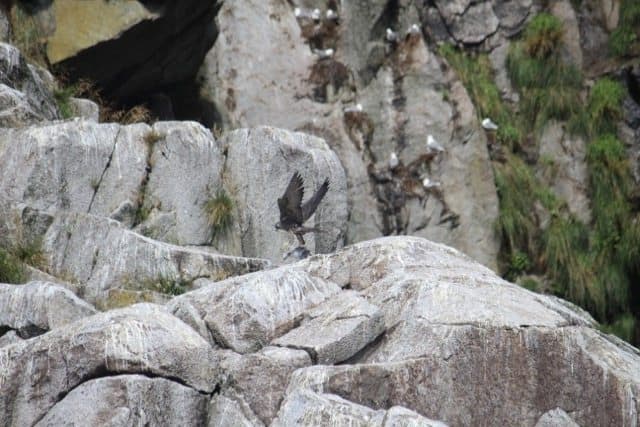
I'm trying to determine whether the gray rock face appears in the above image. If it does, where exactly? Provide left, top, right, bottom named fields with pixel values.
left=0, top=281, right=96, bottom=338
left=0, top=42, right=59, bottom=127
left=217, top=347, right=311, bottom=424
left=36, top=375, right=209, bottom=427
left=273, top=291, right=385, bottom=364
left=0, top=303, right=218, bottom=426
left=273, top=389, right=449, bottom=427
left=208, top=393, right=266, bottom=427
left=538, top=122, right=591, bottom=223
left=198, top=0, right=501, bottom=270
left=535, top=408, right=581, bottom=427
left=222, top=127, right=348, bottom=260
left=0, top=205, right=268, bottom=306
left=69, top=97, right=99, bottom=121
left=171, top=266, right=340, bottom=353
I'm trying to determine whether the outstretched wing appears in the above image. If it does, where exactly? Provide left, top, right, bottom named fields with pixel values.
left=278, top=172, right=305, bottom=224
left=302, top=179, right=329, bottom=221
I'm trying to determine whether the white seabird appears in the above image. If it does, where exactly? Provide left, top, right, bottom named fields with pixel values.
left=482, top=118, right=499, bottom=130
left=389, top=152, right=400, bottom=170
left=427, top=134, right=445, bottom=153
left=313, top=48, right=334, bottom=59
left=422, top=177, right=442, bottom=190
left=311, top=8, right=321, bottom=21
left=406, top=24, right=421, bottom=36
left=386, top=28, right=399, bottom=43
left=326, top=9, right=338, bottom=21
left=344, top=103, right=363, bottom=113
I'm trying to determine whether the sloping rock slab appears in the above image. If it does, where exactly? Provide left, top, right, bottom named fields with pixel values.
left=273, top=290, right=385, bottom=364
left=0, top=42, right=59, bottom=127
left=273, top=389, right=448, bottom=427
left=0, top=205, right=268, bottom=306
left=36, top=375, right=208, bottom=427
left=208, top=393, right=265, bottom=427
left=284, top=324, right=640, bottom=426
left=169, top=266, right=340, bottom=353
left=216, top=346, right=311, bottom=424
left=0, top=281, right=96, bottom=338
left=0, top=304, right=218, bottom=426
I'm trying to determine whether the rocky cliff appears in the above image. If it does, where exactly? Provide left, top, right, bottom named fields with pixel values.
left=0, top=0, right=639, bottom=425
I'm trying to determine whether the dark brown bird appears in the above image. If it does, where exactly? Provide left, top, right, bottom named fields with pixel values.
left=275, top=172, right=329, bottom=245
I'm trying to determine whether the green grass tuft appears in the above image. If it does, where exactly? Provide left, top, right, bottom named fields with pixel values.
left=206, top=190, right=234, bottom=240
left=522, top=13, right=564, bottom=59
left=600, top=313, right=636, bottom=342
left=609, top=0, right=640, bottom=57
left=0, top=248, right=26, bottom=284
left=54, top=85, right=77, bottom=119
left=587, top=79, right=625, bottom=136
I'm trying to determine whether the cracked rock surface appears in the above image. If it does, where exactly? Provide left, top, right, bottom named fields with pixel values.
left=1, top=236, right=639, bottom=425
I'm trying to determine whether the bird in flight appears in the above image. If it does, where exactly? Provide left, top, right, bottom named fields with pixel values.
left=275, top=172, right=329, bottom=245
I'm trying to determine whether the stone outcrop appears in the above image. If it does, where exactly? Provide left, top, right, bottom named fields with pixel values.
left=1, top=236, right=639, bottom=426
left=0, top=42, right=59, bottom=127
left=0, top=303, right=218, bottom=426
left=0, top=281, right=96, bottom=338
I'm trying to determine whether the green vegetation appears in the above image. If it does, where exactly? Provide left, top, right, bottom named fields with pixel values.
left=206, top=190, right=234, bottom=240
left=444, top=13, right=640, bottom=344
left=54, top=85, right=77, bottom=119
left=507, top=13, right=584, bottom=133
left=0, top=248, right=26, bottom=284
left=609, top=0, right=640, bottom=57
left=149, top=276, right=189, bottom=296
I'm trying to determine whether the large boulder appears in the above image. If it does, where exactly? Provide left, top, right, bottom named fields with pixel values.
left=0, top=303, right=218, bottom=426
left=221, top=126, right=348, bottom=260
left=36, top=375, right=209, bottom=427
left=0, top=42, right=59, bottom=127
left=0, top=281, right=96, bottom=338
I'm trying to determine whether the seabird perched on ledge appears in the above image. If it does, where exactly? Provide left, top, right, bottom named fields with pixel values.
left=343, top=103, right=363, bottom=113
left=326, top=9, right=338, bottom=21
left=482, top=117, right=499, bottom=130
left=313, top=48, right=334, bottom=59
left=275, top=172, right=330, bottom=245
left=422, top=177, right=442, bottom=190
left=427, top=134, right=445, bottom=154
left=389, top=152, right=400, bottom=170
left=386, top=28, right=399, bottom=43
left=294, top=7, right=322, bottom=22
left=406, top=24, right=421, bottom=37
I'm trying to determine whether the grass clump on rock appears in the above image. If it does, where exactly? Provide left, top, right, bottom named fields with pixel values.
left=206, top=190, right=234, bottom=240
left=609, top=0, right=640, bottom=57
left=0, top=248, right=26, bottom=284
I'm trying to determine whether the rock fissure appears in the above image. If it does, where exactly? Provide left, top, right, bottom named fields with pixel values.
left=87, top=127, right=122, bottom=213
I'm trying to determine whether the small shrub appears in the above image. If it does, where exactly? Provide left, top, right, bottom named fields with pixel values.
left=152, top=276, right=188, bottom=296
left=600, top=313, right=636, bottom=342
left=0, top=248, right=26, bottom=284
left=143, top=130, right=164, bottom=146
left=587, top=78, right=625, bottom=136
left=14, top=240, right=44, bottom=269
left=523, top=13, right=564, bottom=59
left=54, top=85, right=77, bottom=119
left=506, top=251, right=531, bottom=280
left=206, top=190, right=234, bottom=239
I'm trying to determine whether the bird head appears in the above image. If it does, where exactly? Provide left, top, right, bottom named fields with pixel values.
left=275, top=222, right=282, bottom=230
left=389, top=152, right=399, bottom=170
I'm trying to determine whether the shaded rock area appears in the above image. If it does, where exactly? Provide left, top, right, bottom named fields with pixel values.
left=40, top=0, right=220, bottom=108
